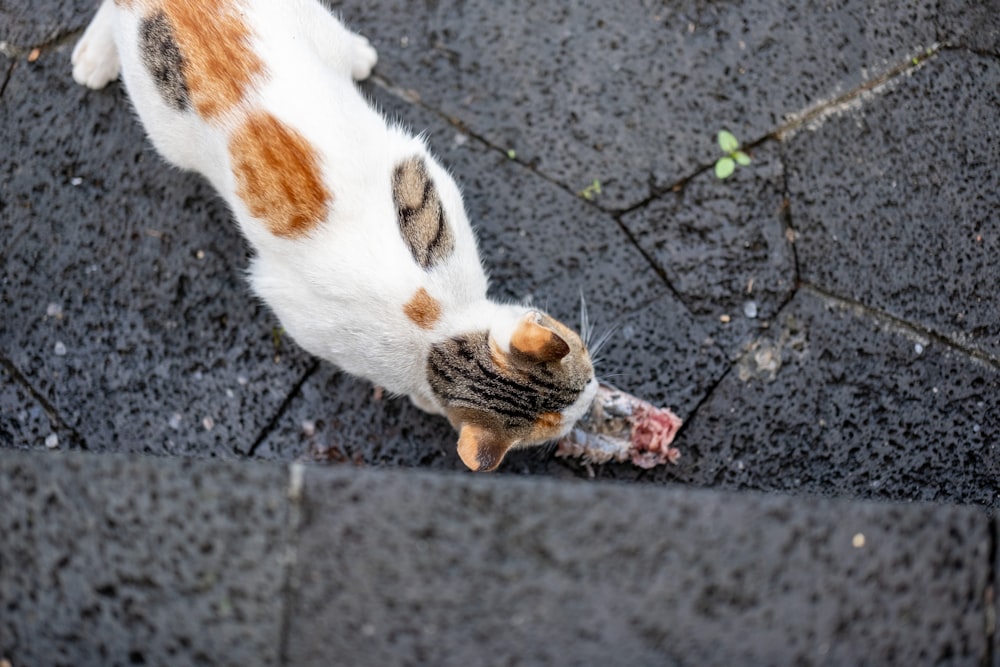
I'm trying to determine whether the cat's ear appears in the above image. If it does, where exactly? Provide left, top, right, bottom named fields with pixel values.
left=457, top=422, right=515, bottom=472
left=510, top=313, right=570, bottom=363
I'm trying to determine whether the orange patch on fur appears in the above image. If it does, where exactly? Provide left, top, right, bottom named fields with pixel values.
left=229, top=111, right=331, bottom=238
left=527, top=411, right=565, bottom=443
left=403, top=288, right=441, bottom=330
left=511, top=316, right=570, bottom=363
left=160, top=0, right=264, bottom=119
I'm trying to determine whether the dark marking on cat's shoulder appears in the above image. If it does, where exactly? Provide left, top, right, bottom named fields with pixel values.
left=139, top=11, right=190, bottom=111
left=392, top=156, right=455, bottom=270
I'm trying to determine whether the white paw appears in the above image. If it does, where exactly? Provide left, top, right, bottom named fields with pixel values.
left=71, top=34, right=120, bottom=89
left=350, top=36, right=378, bottom=81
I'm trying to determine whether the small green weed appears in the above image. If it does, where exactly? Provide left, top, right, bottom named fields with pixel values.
left=578, top=179, right=602, bottom=201
left=714, top=130, right=751, bottom=179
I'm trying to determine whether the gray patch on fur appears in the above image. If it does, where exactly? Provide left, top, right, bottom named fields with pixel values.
left=392, top=157, right=455, bottom=270
left=139, top=11, right=189, bottom=112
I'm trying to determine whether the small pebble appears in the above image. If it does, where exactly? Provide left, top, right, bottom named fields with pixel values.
left=914, top=343, right=924, bottom=355
left=46, top=303, right=63, bottom=318
left=70, top=177, right=83, bottom=186
left=168, top=413, right=182, bottom=430
left=719, top=314, right=731, bottom=324
left=743, top=300, right=758, bottom=319
left=852, top=533, right=866, bottom=548
left=237, top=374, right=249, bottom=386
left=302, top=420, right=316, bottom=437
left=45, top=433, right=59, bottom=449
left=53, top=341, right=67, bottom=356
left=202, top=416, right=215, bottom=431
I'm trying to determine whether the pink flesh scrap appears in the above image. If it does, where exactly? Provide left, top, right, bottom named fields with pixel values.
left=556, top=383, right=682, bottom=469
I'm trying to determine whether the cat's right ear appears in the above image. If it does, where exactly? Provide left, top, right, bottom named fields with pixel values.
left=457, top=422, right=514, bottom=472
left=510, top=313, right=570, bottom=364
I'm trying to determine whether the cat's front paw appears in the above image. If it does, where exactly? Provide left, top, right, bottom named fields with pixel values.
left=71, top=30, right=120, bottom=89
left=350, top=36, right=378, bottom=81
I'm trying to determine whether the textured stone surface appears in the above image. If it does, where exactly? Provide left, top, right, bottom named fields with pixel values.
left=0, top=450, right=290, bottom=666
left=255, top=89, right=728, bottom=472
left=786, top=49, right=1000, bottom=361
left=937, top=0, right=1000, bottom=55
left=621, top=141, right=794, bottom=357
left=670, top=289, right=1000, bottom=506
left=0, top=364, right=62, bottom=450
left=338, top=0, right=942, bottom=208
left=0, top=43, right=313, bottom=457
left=0, top=0, right=92, bottom=51
left=287, top=465, right=991, bottom=666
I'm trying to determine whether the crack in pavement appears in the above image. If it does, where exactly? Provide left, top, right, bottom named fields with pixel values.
left=799, top=283, right=1000, bottom=371
left=0, top=354, right=89, bottom=450
left=246, top=360, right=320, bottom=458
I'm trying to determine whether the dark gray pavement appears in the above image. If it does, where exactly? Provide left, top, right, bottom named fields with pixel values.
left=2, top=0, right=999, bottom=664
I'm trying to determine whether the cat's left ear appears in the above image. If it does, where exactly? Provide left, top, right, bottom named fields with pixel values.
left=510, top=313, right=570, bottom=363
left=457, top=422, right=515, bottom=472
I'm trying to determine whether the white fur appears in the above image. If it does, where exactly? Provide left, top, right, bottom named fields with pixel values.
left=71, top=0, right=537, bottom=415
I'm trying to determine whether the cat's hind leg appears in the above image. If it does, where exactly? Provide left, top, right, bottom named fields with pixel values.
left=300, top=3, right=378, bottom=81
left=71, top=0, right=120, bottom=89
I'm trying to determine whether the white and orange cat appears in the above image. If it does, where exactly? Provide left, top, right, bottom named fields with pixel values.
left=71, top=0, right=597, bottom=471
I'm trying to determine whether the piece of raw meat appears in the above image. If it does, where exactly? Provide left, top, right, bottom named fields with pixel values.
left=556, top=382, right=682, bottom=469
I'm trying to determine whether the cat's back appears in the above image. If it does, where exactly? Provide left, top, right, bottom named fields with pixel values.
left=104, top=0, right=490, bottom=391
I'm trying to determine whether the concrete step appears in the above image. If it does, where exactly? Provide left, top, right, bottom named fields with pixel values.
left=2, top=449, right=994, bottom=666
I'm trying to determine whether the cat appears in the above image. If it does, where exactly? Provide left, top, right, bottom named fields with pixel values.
left=71, top=0, right=598, bottom=471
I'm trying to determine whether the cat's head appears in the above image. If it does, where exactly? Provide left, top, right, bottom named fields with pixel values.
left=428, top=310, right=598, bottom=471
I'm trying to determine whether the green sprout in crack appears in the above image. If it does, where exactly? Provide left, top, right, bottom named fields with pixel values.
left=714, top=130, right=751, bottom=179
left=578, top=179, right=602, bottom=201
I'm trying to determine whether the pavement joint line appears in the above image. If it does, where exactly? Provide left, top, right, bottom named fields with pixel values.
left=772, top=43, right=943, bottom=143
left=940, top=40, right=1000, bottom=62
left=369, top=70, right=652, bottom=217
left=622, top=47, right=945, bottom=216
left=246, top=359, right=320, bottom=457
left=675, top=275, right=804, bottom=434
left=369, top=69, right=705, bottom=326
left=609, top=209, right=699, bottom=319
left=777, top=145, right=802, bottom=287
left=0, top=354, right=88, bottom=450
left=800, top=283, right=1000, bottom=370
left=0, top=58, right=15, bottom=100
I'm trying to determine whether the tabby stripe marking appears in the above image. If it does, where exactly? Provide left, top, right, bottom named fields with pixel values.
left=392, top=157, right=455, bottom=270
left=428, top=334, right=578, bottom=425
